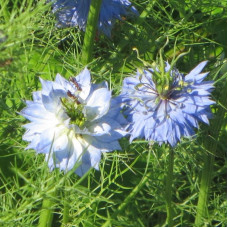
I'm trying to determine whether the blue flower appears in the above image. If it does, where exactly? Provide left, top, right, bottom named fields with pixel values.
left=120, top=61, right=215, bottom=147
left=52, top=0, right=138, bottom=36
left=20, top=68, right=127, bottom=176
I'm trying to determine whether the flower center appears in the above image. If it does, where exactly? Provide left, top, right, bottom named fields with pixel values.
left=158, top=85, right=170, bottom=100
left=69, top=104, right=86, bottom=128
left=61, top=91, right=86, bottom=128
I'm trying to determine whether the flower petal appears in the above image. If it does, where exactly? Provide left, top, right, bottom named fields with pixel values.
left=84, top=88, right=111, bottom=121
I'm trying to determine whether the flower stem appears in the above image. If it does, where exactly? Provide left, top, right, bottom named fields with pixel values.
left=61, top=179, right=70, bottom=226
left=81, top=0, right=102, bottom=65
left=62, top=200, right=70, bottom=226
left=195, top=78, right=226, bottom=226
left=164, top=148, right=174, bottom=226
left=194, top=153, right=214, bottom=226
left=38, top=193, right=55, bottom=227
left=38, top=171, right=58, bottom=227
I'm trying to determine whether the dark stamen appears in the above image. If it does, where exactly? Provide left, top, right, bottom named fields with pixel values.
left=70, top=77, right=82, bottom=91
left=67, top=91, right=80, bottom=104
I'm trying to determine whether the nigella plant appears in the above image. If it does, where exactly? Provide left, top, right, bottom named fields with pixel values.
left=120, top=61, right=215, bottom=147
left=20, top=68, right=127, bottom=176
left=52, top=0, right=138, bottom=36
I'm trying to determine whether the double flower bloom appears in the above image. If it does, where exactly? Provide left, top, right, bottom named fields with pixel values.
left=21, top=62, right=214, bottom=176
left=20, top=1, right=215, bottom=176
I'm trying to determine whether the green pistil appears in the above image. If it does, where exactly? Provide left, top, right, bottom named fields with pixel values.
left=162, top=85, right=170, bottom=97
left=70, top=108, right=86, bottom=128
left=154, top=70, right=172, bottom=96
left=61, top=98, right=86, bottom=128
left=159, top=94, right=167, bottom=100
left=156, top=84, right=163, bottom=94
left=157, top=84, right=170, bottom=100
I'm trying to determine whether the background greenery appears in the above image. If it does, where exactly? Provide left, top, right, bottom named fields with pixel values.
left=0, top=0, right=226, bottom=226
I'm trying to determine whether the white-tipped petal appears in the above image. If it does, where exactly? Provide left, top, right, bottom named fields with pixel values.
left=20, top=67, right=127, bottom=176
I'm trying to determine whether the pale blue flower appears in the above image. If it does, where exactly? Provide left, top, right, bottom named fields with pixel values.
left=120, top=61, right=215, bottom=146
left=52, top=0, right=138, bottom=36
left=20, top=68, right=127, bottom=176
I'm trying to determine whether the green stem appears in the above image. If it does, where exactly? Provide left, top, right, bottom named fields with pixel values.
left=165, top=148, right=174, bottom=226
left=194, top=153, right=214, bottom=226
left=195, top=78, right=227, bottom=226
left=81, top=0, right=102, bottom=65
left=61, top=180, right=70, bottom=226
left=62, top=200, right=70, bottom=226
left=38, top=171, right=58, bottom=227
left=38, top=193, right=55, bottom=227
left=102, top=174, right=149, bottom=227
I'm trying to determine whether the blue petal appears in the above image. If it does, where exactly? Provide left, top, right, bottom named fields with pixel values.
left=32, top=91, right=42, bottom=102
left=120, top=60, right=214, bottom=146
left=185, top=61, right=208, bottom=81
left=21, top=102, right=47, bottom=120
left=42, top=90, right=62, bottom=113
left=75, top=162, right=91, bottom=177
left=52, top=0, right=138, bottom=36
left=39, top=78, right=53, bottom=95
left=75, top=68, right=91, bottom=90
left=84, top=135, right=122, bottom=152
left=84, top=88, right=111, bottom=120
left=36, top=128, right=55, bottom=154
left=55, top=73, right=75, bottom=93
left=24, top=133, right=40, bottom=150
